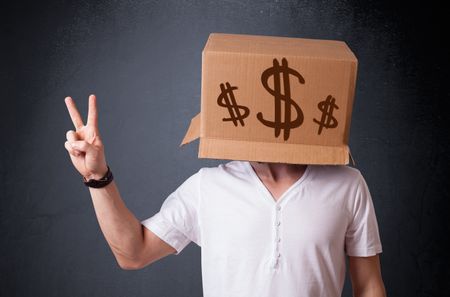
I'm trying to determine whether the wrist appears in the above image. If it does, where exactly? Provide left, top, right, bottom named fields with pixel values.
left=85, top=165, right=108, bottom=181
left=83, top=165, right=114, bottom=189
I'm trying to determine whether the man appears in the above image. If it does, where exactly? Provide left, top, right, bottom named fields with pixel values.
left=64, top=94, right=386, bottom=297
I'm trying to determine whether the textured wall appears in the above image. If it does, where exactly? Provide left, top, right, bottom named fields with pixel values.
left=1, top=1, right=448, bottom=296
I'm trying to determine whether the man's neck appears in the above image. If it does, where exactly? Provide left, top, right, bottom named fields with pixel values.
left=249, top=161, right=307, bottom=183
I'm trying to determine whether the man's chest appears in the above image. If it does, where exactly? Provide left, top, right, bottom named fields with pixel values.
left=199, top=182, right=351, bottom=257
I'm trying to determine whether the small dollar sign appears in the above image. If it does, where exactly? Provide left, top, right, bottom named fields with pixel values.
left=217, top=82, right=250, bottom=127
left=257, top=58, right=305, bottom=141
left=313, top=95, right=339, bottom=135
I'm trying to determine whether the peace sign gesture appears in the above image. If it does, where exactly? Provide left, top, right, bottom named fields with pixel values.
left=64, top=94, right=108, bottom=180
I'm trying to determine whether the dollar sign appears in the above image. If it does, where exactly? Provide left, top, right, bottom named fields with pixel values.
left=217, top=82, right=250, bottom=127
left=313, top=95, right=339, bottom=135
left=257, top=58, right=305, bottom=141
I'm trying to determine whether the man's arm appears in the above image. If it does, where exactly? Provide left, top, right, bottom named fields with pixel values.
left=88, top=180, right=177, bottom=270
left=64, top=95, right=176, bottom=270
left=348, top=254, right=387, bottom=297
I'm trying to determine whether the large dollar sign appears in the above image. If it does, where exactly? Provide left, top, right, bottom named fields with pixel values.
left=257, top=58, right=305, bottom=141
left=217, top=82, right=250, bottom=127
left=313, top=95, right=339, bottom=135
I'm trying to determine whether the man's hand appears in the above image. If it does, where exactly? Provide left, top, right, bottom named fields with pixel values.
left=64, top=94, right=108, bottom=180
left=349, top=254, right=387, bottom=297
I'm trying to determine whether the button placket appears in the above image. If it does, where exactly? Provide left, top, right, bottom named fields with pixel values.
left=272, top=204, right=282, bottom=269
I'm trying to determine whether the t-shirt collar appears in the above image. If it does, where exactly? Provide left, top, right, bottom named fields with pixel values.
left=242, top=161, right=312, bottom=206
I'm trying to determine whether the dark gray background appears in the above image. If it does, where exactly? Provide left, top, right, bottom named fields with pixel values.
left=1, top=0, right=449, bottom=296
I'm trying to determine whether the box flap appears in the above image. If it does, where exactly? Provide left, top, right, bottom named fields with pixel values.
left=180, top=113, right=200, bottom=146
left=198, top=138, right=353, bottom=165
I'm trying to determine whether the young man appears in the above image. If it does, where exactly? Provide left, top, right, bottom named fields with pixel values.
left=64, top=95, right=386, bottom=297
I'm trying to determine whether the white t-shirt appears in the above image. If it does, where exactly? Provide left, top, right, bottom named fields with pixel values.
left=141, top=160, right=383, bottom=297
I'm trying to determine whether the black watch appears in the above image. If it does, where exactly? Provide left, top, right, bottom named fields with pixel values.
left=83, top=165, right=114, bottom=188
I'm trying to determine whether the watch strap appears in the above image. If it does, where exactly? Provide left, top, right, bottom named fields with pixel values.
left=83, top=165, right=114, bottom=188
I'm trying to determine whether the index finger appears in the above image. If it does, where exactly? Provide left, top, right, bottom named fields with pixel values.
left=64, top=97, right=84, bottom=130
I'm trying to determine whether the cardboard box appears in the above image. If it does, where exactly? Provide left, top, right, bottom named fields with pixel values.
left=181, top=33, right=357, bottom=165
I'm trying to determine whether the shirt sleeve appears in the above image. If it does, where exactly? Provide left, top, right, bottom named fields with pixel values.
left=141, top=168, right=202, bottom=255
left=345, top=172, right=383, bottom=257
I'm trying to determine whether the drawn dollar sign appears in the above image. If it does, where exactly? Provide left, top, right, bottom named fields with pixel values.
left=217, top=82, right=250, bottom=127
left=313, top=95, right=339, bottom=135
left=257, top=58, right=305, bottom=141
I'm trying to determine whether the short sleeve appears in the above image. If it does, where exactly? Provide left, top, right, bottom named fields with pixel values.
left=345, top=172, right=383, bottom=257
left=141, top=169, right=202, bottom=255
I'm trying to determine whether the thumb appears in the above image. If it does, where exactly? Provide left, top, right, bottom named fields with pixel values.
left=70, top=140, right=95, bottom=154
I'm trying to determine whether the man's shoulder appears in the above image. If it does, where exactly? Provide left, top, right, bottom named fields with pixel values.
left=314, top=164, right=361, bottom=175
left=310, top=164, right=363, bottom=185
left=199, top=160, right=247, bottom=176
left=175, top=161, right=243, bottom=191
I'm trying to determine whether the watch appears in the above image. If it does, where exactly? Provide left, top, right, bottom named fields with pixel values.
left=83, top=165, right=114, bottom=188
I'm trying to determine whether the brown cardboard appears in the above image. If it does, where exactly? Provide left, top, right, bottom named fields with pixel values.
left=180, top=33, right=357, bottom=165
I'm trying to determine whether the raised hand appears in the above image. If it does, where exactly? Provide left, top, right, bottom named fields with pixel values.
left=64, top=94, right=108, bottom=180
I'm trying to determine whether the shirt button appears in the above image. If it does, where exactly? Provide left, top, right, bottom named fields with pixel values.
left=277, top=237, right=281, bottom=243
left=276, top=221, right=281, bottom=226
left=276, top=205, right=281, bottom=211
left=277, top=253, right=281, bottom=258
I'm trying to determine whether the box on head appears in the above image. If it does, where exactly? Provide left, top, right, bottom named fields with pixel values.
left=181, top=33, right=358, bottom=165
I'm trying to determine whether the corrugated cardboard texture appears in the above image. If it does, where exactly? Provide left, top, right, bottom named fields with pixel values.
left=181, top=33, right=358, bottom=165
